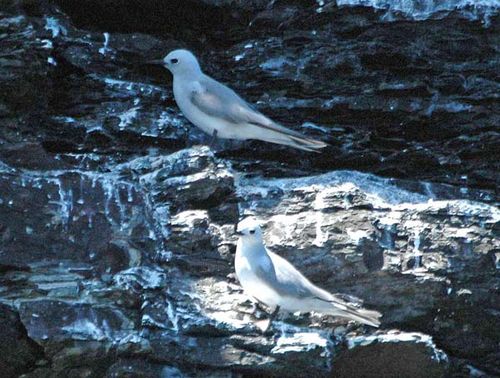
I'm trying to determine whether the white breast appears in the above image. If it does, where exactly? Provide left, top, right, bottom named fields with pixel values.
left=235, top=241, right=281, bottom=308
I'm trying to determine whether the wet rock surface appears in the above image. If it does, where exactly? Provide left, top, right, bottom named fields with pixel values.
left=0, top=0, right=499, bottom=377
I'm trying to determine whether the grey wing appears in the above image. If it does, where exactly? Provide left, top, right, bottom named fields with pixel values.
left=268, top=252, right=364, bottom=311
left=261, top=252, right=380, bottom=324
left=190, top=75, right=268, bottom=124
left=254, top=251, right=314, bottom=299
left=191, top=76, right=310, bottom=139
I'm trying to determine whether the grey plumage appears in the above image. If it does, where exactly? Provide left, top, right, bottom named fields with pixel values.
left=235, top=218, right=382, bottom=328
left=159, top=49, right=328, bottom=152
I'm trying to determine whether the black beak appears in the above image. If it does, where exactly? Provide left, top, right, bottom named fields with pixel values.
left=235, top=230, right=244, bottom=236
left=147, top=59, right=164, bottom=65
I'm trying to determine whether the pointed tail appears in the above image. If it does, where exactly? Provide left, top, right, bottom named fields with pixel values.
left=339, top=307, right=382, bottom=328
left=314, top=296, right=382, bottom=327
left=265, top=133, right=328, bottom=152
left=248, top=122, right=328, bottom=152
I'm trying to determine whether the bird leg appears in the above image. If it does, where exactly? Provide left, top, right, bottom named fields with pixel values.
left=209, top=129, right=218, bottom=148
left=249, top=300, right=268, bottom=315
left=268, top=305, right=280, bottom=323
left=255, top=305, right=280, bottom=334
left=250, top=301, right=258, bottom=314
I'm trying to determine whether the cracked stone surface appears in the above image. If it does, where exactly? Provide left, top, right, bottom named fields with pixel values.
left=0, top=1, right=499, bottom=377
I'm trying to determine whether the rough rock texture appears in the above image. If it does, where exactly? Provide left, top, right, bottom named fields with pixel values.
left=0, top=0, right=499, bottom=377
left=0, top=304, right=45, bottom=377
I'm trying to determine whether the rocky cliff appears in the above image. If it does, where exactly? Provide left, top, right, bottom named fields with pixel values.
left=0, top=0, right=499, bottom=377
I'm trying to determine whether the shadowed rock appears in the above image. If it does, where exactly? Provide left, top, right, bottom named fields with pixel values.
left=0, top=1, right=498, bottom=376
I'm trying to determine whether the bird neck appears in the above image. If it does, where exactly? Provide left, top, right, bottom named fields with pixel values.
left=238, top=237, right=267, bottom=258
left=175, top=67, right=202, bottom=81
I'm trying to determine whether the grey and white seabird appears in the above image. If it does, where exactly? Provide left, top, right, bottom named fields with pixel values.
left=156, top=49, right=327, bottom=152
left=235, top=217, right=382, bottom=330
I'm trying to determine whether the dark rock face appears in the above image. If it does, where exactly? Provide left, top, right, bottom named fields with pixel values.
left=0, top=304, right=45, bottom=378
left=0, top=0, right=498, bottom=377
left=333, top=334, right=447, bottom=378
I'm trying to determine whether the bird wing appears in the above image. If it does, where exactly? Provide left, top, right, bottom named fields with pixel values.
left=254, top=249, right=381, bottom=325
left=268, top=251, right=380, bottom=317
left=267, top=252, right=356, bottom=306
left=190, top=76, right=315, bottom=139
left=189, top=75, right=266, bottom=124
left=253, top=251, right=317, bottom=299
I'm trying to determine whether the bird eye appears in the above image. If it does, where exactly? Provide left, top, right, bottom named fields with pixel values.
left=249, top=229, right=255, bottom=234
left=170, top=58, right=179, bottom=64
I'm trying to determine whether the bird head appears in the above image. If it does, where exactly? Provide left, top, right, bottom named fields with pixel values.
left=236, top=217, right=264, bottom=241
left=161, top=49, right=201, bottom=77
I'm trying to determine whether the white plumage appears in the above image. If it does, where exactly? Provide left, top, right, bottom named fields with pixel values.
left=235, top=217, right=382, bottom=327
left=161, top=49, right=328, bottom=152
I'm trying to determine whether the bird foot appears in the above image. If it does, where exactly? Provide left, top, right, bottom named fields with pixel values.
left=254, top=305, right=280, bottom=335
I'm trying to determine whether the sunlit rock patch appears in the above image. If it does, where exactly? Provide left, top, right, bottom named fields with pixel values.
left=0, top=0, right=499, bottom=376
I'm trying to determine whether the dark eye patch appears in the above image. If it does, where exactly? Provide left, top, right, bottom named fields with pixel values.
left=249, top=229, right=255, bottom=234
left=170, top=58, right=179, bottom=64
